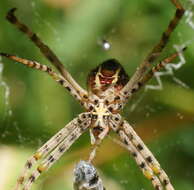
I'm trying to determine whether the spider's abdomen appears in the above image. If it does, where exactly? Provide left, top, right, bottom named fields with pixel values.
left=87, top=59, right=129, bottom=97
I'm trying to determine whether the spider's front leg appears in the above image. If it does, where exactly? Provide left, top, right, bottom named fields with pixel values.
left=121, top=0, right=185, bottom=99
left=13, top=113, right=91, bottom=190
left=4, top=8, right=89, bottom=102
left=110, top=115, right=174, bottom=190
left=0, top=53, right=89, bottom=108
left=120, top=47, right=186, bottom=97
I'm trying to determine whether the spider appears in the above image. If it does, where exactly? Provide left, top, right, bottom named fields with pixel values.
left=0, top=1, right=185, bottom=190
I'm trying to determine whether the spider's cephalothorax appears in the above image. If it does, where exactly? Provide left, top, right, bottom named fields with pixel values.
left=87, top=59, right=129, bottom=97
left=0, top=2, right=185, bottom=190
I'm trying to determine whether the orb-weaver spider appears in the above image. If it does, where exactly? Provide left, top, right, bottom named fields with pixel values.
left=0, top=0, right=185, bottom=190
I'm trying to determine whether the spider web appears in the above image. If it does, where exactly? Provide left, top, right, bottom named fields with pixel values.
left=145, top=43, right=188, bottom=91
left=145, top=0, right=194, bottom=92
left=0, top=58, right=12, bottom=121
left=0, top=1, right=194, bottom=190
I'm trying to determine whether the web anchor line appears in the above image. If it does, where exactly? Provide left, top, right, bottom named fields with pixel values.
left=0, top=60, right=12, bottom=119
left=145, top=44, right=188, bottom=91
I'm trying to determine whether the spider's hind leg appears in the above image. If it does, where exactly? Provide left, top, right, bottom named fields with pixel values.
left=13, top=113, right=91, bottom=190
left=88, top=126, right=110, bottom=163
left=121, top=121, right=175, bottom=190
left=110, top=115, right=174, bottom=190
left=5, top=8, right=89, bottom=102
left=117, top=130, right=163, bottom=190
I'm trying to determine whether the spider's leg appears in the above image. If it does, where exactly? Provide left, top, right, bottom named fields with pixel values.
left=88, top=141, right=98, bottom=163
left=114, top=118, right=175, bottom=190
left=88, top=139, right=102, bottom=163
left=115, top=129, right=163, bottom=190
left=87, top=127, right=109, bottom=163
left=14, top=113, right=84, bottom=189
left=0, top=53, right=89, bottom=108
left=121, top=0, right=185, bottom=98
left=23, top=119, right=90, bottom=190
left=88, top=123, right=110, bottom=163
left=6, top=8, right=88, bottom=99
left=125, top=47, right=186, bottom=94
left=13, top=113, right=91, bottom=190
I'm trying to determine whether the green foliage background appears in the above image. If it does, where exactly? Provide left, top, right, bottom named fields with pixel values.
left=0, top=0, right=194, bottom=189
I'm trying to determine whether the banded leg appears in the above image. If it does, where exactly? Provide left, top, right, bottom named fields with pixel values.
left=121, top=120, right=174, bottom=190
left=121, top=0, right=185, bottom=98
left=13, top=113, right=91, bottom=190
left=124, top=47, right=187, bottom=95
left=116, top=129, right=163, bottom=190
left=0, top=53, right=89, bottom=108
left=23, top=120, right=91, bottom=190
left=6, top=8, right=88, bottom=99
left=109, top=114, right=174, bottom=190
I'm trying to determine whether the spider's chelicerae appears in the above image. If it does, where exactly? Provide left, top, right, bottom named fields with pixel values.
left=0, top=1, right=186, bottom=190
